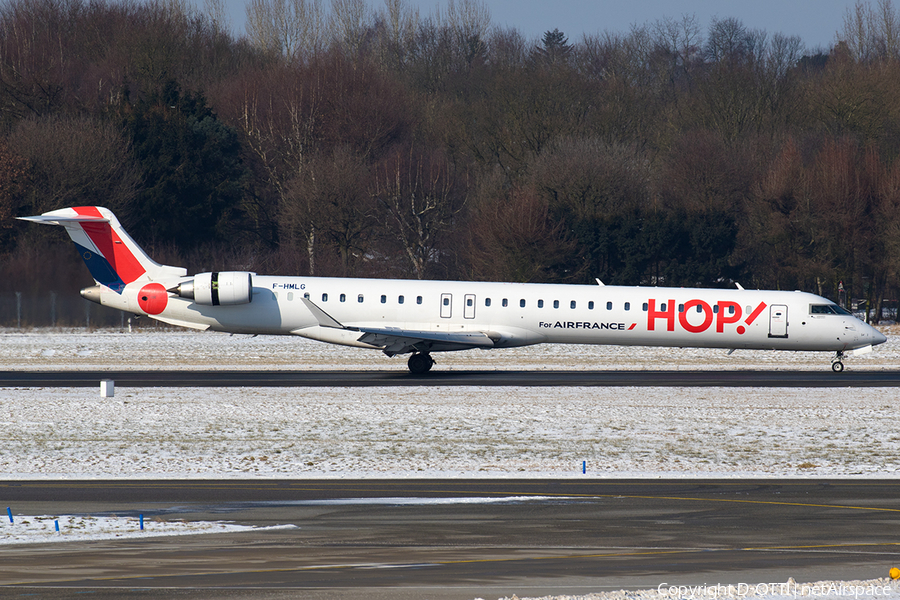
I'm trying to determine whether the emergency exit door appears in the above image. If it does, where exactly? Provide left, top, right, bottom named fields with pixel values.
left=440, top=293, right=452, bottom=318
left=464, top=294, right=476, bottom=319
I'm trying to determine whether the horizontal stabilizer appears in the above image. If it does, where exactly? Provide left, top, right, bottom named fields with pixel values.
left=17, top=214, right=109, bottom=225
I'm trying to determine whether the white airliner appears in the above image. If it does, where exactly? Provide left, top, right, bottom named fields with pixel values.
left=20, top=206, right=886, bottom=373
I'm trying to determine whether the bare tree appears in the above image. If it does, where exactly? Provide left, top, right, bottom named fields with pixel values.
left=329, top=0, right=369, bottom=57
left=203, top=0, right=230, bottom=33
left=839, top=0, right=900, bottom=61
left=380, top=0, right=418, bottom=50
left=7, top=115, right=141, bottom=219
left=0, top=139, right=30, bottom=249
left=222, top=63, right=322, bottom=271
left=372, top=143, right=466, bottom=278
left=246, top=0, right=326, bottom=59
left=286, top=146, right=375, bottom=276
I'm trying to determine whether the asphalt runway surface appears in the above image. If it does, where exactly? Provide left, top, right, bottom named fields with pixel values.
left=2, top=480, right=900, bottom=600
left=4, top=369, right=900, bottom=387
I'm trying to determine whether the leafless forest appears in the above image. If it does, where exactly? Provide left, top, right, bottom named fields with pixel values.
left=2, top=0, right=900, bottom=326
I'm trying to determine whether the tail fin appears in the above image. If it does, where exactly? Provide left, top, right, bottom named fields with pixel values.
left=17, top=206, right=186, bottom=293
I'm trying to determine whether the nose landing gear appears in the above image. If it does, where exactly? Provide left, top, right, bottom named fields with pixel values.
left=407, top=352, right=434, bottom=374
left=831, top=351, right=845, bottom=372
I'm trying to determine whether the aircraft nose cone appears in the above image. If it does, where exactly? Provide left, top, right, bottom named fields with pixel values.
left=873, top=328, right=888, bottom=346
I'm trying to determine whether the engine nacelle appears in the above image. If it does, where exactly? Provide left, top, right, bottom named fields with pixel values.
left=171, top=272, right=254, bottom=306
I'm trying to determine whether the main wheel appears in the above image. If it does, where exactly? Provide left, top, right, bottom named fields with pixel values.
left=832, top=361, right=844, bottom=373
left=407, top=353, right=433, bottom=374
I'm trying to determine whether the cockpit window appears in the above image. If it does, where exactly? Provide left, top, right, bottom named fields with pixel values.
left=810, top=304, right=851, bottom=315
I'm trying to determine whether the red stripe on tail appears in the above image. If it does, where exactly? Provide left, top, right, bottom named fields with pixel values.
left=73, top=207, right=146, bottom=284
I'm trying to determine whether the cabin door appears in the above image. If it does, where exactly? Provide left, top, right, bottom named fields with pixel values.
left=768, top=304, right=788, bottom=338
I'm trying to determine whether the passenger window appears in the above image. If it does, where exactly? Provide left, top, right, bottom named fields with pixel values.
left=678, top=304, right=684, bottom=312
left=570, top=301, right=576, bottom=309
left=502, top=299, right=508, bottom=307
left=520, top=299, right=526, bottom=308
left=713, top=305, right=719, bottom=313
left=322, top=293, right=328, bottom=302
left=606, top=301, right=612, bottom=310
left=625, top=302, right=631, bottom=311
left=417, top=296, right=423, bottom=305
left=485, top=298, right=491, bottom=307
left=552, top=300, right=559, bottom=309
left=340, top=293, right=346, bottom=302
left=466, top=298, right=473, bottom=307
left=589, top=301, right=595, bottom=310
left=660, top=303, right=666, bottom=311
left=642, top=302, right=648, bottom=311
left=381, top=295, right=387, bottom=304
left=728, top=305, right=735, bottom=314
left=443, top=297, right=450, bottom=306
left=399, top=295, right=404, bottom=304
left=304, top=292, right=310, bottom=299
left=358, top=294, right=364, bottom=303
left=287, top=292, right=294, bottom=301
left=696, top=305, right=702, bottom=313
left=538, top=300, right=544, bottom=308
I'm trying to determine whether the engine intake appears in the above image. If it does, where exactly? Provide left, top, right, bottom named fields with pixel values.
left=170, top=272, right=253, bottom=306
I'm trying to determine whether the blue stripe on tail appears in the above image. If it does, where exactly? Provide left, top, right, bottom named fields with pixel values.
left=74, top=242, right=127, bottom=294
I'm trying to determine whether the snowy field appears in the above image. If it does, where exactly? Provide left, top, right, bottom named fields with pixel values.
left=497, top=578, right=900, bottom=600
left=0, top=326, right=898, bottom=479
left=0, top=512, right=295, bottom=545
left=3, top=385, right=900, bottom=479
left=2, top=328, right=900, bottom=600
left=2, top=324, right=899, bottom=371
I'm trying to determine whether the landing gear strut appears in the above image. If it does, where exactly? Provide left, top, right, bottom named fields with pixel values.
left=407, top=352, right=434, bottom=374
left=832, top=351, right=845, bottom=372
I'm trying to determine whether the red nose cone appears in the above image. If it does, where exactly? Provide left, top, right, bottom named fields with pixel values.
left=138, top=283, right=168, bottom=315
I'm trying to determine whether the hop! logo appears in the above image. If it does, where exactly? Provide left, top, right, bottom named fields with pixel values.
left=647, top=299, right=767, bottom=335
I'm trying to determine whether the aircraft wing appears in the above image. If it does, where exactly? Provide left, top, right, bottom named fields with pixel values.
left=356, top=327, right=495, bottom=355
left=301, top=297, right=495, bottom=355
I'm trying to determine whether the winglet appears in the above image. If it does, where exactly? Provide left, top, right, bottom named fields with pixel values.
left=595, top=278, right=605, bottom=286
left=301, top=297, right=357, bottom=330
left=735, top=282, right=745, bottom=291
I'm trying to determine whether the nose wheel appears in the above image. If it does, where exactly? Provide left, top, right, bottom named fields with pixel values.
left=407, top=352, right=434, bottom=374
left=832, top=351, right=845, bottom=372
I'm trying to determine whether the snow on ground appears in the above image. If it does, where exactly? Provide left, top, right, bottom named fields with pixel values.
left=2, top=328, right=899, bottom=598
left=1, top=324, right=899, bottom=371
left=0, top=513, right=294, bottom=545
left=0, top=327, right=898, bottom=479
left=2, top=385, right=900, bottom=479
left=497, top=578, right=900, bottom=600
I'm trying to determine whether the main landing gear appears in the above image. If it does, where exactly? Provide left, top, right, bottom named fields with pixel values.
left=832, top=351, right=845, bottom=372
left=407, top=352, right=434, bottom=374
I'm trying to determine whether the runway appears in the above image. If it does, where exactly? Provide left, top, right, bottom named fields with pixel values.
left=2, top=480, right=899, bottom=599
left=3, top=369, right=900, bottom=387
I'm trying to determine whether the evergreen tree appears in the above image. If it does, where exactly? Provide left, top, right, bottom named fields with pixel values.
left=122, top=81, right=249, bottom=247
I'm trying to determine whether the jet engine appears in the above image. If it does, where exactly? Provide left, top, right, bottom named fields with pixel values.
left=170, top=272, right=253, bottom=306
